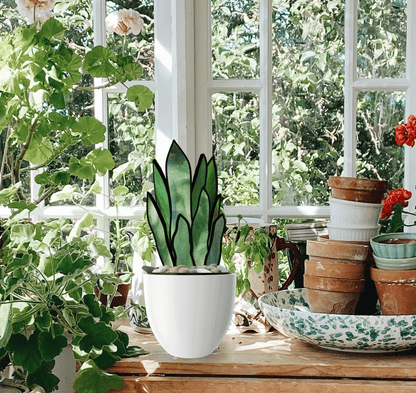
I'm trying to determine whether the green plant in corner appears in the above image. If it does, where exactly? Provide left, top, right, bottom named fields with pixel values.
left=147, top=140, right=226, bottom=268
left=0, top=217, right=148, bottom=393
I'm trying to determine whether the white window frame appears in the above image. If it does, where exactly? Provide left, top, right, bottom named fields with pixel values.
left=194, top=0, right=416, bottom=227
left=4, top=0, right=413, bottom=233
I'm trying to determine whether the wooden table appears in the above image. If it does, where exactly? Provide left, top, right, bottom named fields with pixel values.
left=109, top=322, right=416, bottom=392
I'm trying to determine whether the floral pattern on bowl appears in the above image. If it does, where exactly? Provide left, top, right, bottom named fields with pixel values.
left=258, top=288, right=416, bottom=353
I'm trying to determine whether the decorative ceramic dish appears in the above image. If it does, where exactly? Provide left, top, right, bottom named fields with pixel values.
left=373, top=254, right=416, bottom=270
left=258, top=288, right=416, bottom=353
left=370, top=233, right=416, bottom=259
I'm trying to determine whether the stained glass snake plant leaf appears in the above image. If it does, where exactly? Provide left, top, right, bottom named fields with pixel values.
left=147, top=140, right=226, bottom=268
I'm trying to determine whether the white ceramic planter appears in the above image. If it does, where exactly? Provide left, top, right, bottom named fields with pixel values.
left=327, top=222, right=380, bottom=242
left=329, top=196, right=382, bottom=227
left=143, top=273, right=236, bottom=358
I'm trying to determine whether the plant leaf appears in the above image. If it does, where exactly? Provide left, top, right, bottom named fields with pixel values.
left=205, top=214, right=226, bottom=266
left=0, top=304, right=12, bottom=348
left=166, top=141, right=192, bottom=235
left=153, top=160, right=171, bottom=239
left=78, top=316, right=117, bottom=352
left=172, top=215, right=194, bottom=268
left=191, top=155, right=207, bottom=219
left=72, top=116, right=106, bottom=146
left=73, top=360, right=125, bottom=393
left=83, top=46, right=117, bottom=77
left=126, top=85, right=153, bottom=111
left=38, top=331, right=67, bottom=362
left=192, top=189, right=210, bottom=266
left=5, top=333, right=42, bottom=373
left=147, top=193, right=173, bottom=266
left=205, top=158, right=218, bottom=215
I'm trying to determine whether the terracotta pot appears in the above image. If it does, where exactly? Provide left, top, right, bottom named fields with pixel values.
left=328, top=176, right=388, bottom=204
left=95, top=283, right=130, bottom=308
left=304, top=274, right=365, bottom=314
left=305, top=259, right=365, bottom=279
left=307, top=239, right=370, bottom=263
left=371, top=267, right=416, bottom=315
left=306, top=238, right=378, bottom=315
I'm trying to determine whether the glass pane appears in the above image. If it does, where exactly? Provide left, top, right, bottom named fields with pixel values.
left=212, top=92, right=260, bottom=206
left=272, top=0, right=345, bottom=205
left=356, top=91, right=405, bottom=189
left=108, top=92, right=155, bottom=206
left=357, top=0, right=407, bottom=78
left=211, top=0, right=259, bottom=79
left=106, top=0, right=154, bottom=80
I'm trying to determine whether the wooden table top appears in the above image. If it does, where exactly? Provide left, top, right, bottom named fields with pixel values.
left=110, top=321, right=416, bottom=381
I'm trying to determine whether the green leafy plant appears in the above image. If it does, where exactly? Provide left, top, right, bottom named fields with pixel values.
left=0, top=218, right=148, bottom=393
left=221, top=217, right=272, bottom=296
left=147, top=140, right=226, bottom=267
left=0, top=15, right=152, bottom=202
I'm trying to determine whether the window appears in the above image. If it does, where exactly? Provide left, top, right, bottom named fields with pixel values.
left=1, top=0, right=415, bottom=232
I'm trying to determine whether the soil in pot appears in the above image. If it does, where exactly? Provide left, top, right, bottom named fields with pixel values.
left=380, top=238, right=416, bottom=245
left=371, top=267, right=416, bottom=315
left=328, top=176, right=388, bottom=204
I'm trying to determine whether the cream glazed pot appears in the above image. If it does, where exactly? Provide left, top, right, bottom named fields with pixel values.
left=143, top=272, right=236, bottom=358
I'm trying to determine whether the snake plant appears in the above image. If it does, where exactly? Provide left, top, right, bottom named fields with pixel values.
left=147, top=141, right=226, bottom=268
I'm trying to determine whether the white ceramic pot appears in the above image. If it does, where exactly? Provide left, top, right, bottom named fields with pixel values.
left=327, top=222, right=380, bottom=242
left=143, top=272, right=236, bottom=358
left=329, top=196, right=382, bottom=227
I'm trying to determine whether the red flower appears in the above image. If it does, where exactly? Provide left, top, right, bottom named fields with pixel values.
left=395, top=115, right=416, bottom=147
left=381, top=188, right=412, bottom=220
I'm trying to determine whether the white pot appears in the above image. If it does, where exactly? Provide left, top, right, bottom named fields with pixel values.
left=327, top=222, right=380, bottom=242
left=329, top=196, right=382, bottom=227
left=143, top=273, right=236, bottom=358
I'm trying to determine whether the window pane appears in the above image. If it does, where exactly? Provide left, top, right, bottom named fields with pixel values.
left=272, top=0, right=345, bottom=205
left=211, top=0, right=259, bottom=79
left=356, top=91, right=405, bottom=189
left=212, top=92, right=260, bottom=206
left=106, top=1, right=154, bottom=80
left=357, top=0, right=407, bottom=79
left=108, top=93, right=155, bottom=206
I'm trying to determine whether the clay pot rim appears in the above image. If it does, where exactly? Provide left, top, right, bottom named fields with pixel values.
left=304, top=274, right=365, bottom=292
left=307, top=239, right=369, bottom=260
left=328, top=176, right=388, bottom=190
left=317, top=235, right=370, bottom=246
left=370, top=266, right=416, bottom=282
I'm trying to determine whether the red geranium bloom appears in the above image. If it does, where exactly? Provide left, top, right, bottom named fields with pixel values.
left=381, top=188, right=412, bottom=220
left=395, top=115, right=416, bottom=147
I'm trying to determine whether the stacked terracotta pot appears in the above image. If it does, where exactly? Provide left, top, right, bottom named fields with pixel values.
left=304, top=176, right=388, bottom=315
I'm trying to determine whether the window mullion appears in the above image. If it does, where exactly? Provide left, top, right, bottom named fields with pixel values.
left=344, top=0, right=358, bottom=177
left=260, top=0, right=273, bottom=223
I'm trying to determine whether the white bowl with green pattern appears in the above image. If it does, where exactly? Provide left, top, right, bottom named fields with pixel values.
left=259, top=288, right=416, bottom=353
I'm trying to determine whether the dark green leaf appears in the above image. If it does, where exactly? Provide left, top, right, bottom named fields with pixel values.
left=38, top=331, right=67, bottom=362
left=172, top=215, right=194, bottom=268
left=205, top=158, right=218, bottom=215
left=123, top=346, right=149, bottom=357
left=83, top=294, right=102, bottom=318
left=5, top=333, right=42, bottom=373
left=153, top=160, right=171, bottom=239
left=78, top=316, right=117, bottom=352
left=205, top=214, right=226, bottom=266
left=191, top=155, right=207, bottom=219
left=26, top=360, right=59, bottom=393
left=147, top=193, right=174, bottom=266
left=166, top=141, right=192, bottom=235
left=192, top=189, right=210, bottom=266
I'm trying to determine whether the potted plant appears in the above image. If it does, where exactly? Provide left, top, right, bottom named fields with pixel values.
left=370, top=188, right=416, bottom=315
left=143, top=140, right=236, bottom=359
left=0, top=218, right=148, bottom=393
left=222, top=218, right=301, bottom=332
left=0, top=3, right=153, bottom=391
